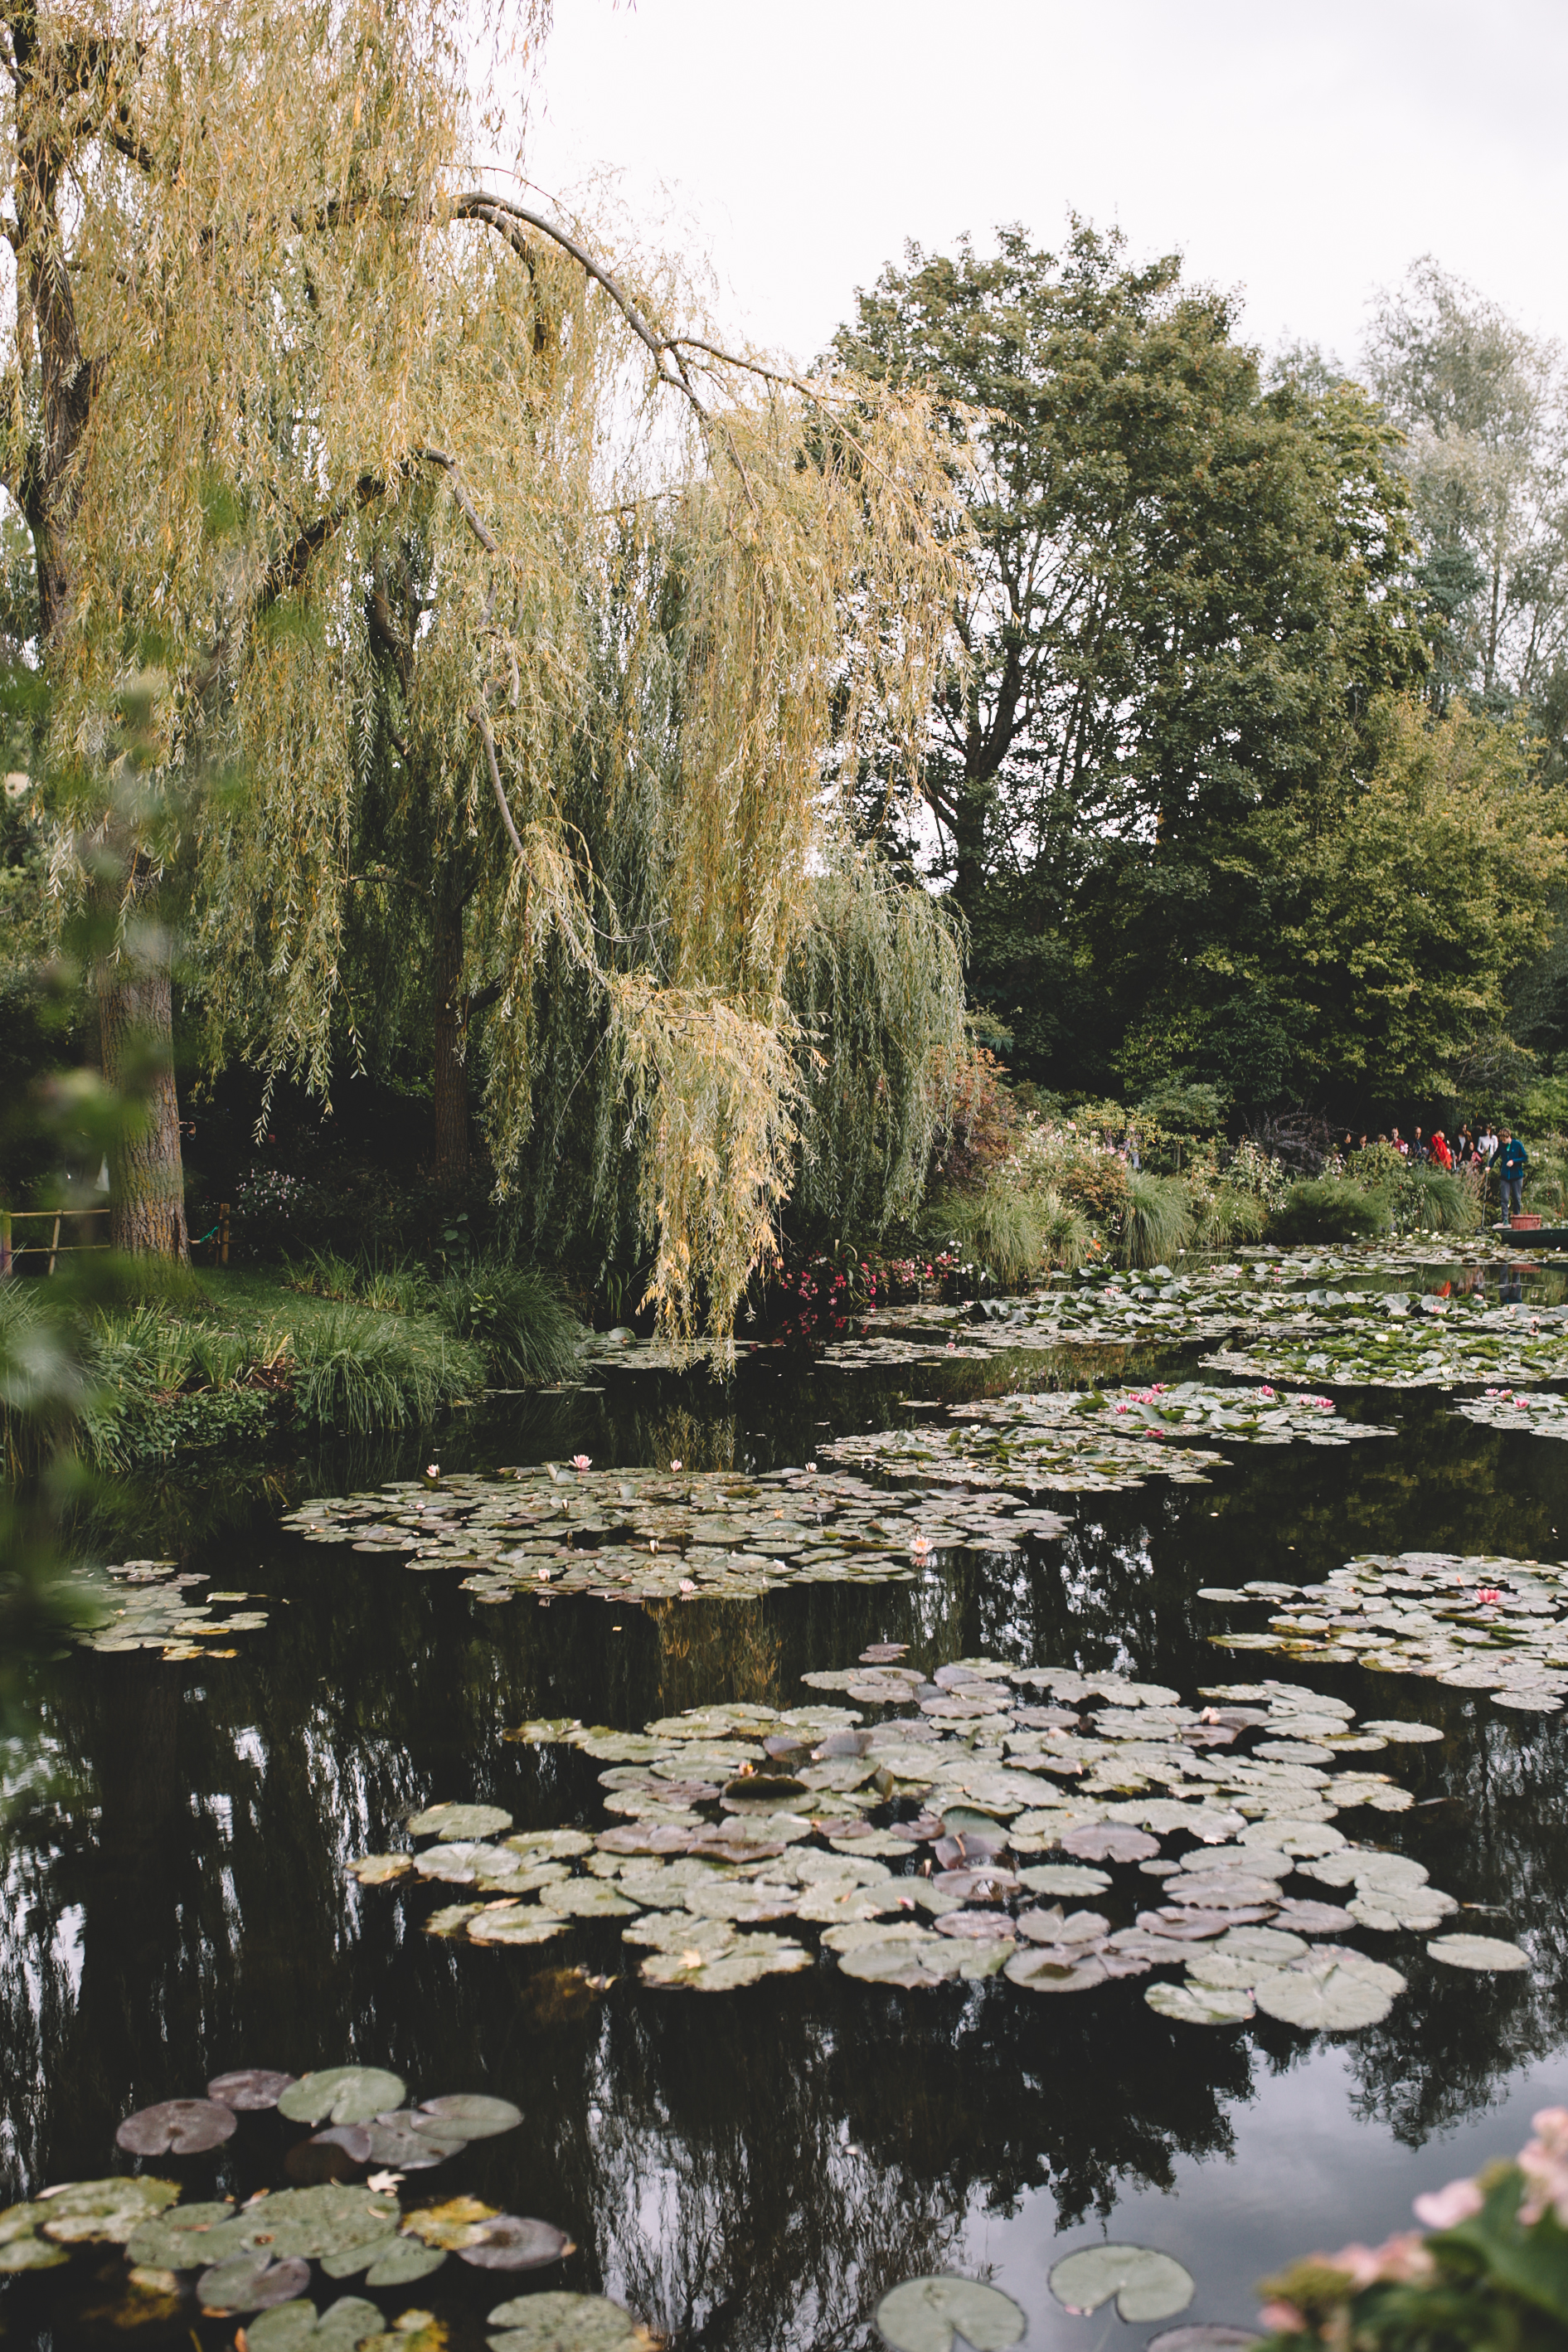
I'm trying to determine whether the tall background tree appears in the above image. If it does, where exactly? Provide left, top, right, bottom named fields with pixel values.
left=830, top=223, right=1434, bottom=1106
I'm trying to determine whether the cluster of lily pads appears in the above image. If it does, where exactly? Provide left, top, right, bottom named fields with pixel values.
left=872, top=2242, right=1216, bottom=2352
left=1205, top=1550, right=1568, bottom=1715
left=0, top=2062, right=653, bottom=2351
left=1203, top=1303, right=1568, bottom=1391
left=282, top=1460, right=1070, bottom=1602
left=1454, top=1388, right=1568, bottom=1436
left=64, top=1557, right=269, bottom=1660
left=809, top=1252, right=1539, bottom=1371
left=347, top=1649, right=1527, bottom=2018
left=821, top=1382, right=1392, bottom=1497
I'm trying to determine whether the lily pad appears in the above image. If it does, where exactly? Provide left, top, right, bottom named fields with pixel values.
left=1426, top=1933, right=1530, bottom=1971
left=197, top=2251, right=313, bottom=2313
left=1049, top=2243, right=1196, bottom=2322
left=125, top=2200, right=240, bottom=2269
left=408, top=1802, right=514, bottom=1839
left=278, top=2068, right=409, bottom=2126
left=210, top=2068, right=297, bottom=2110
left=247, top=2301, right=386, bottom=2352
left=34, top=2175, right=181, bottom=2244
left=459, top=2215, right=577, bottom=2271
left=1145, top=1981, right=1255, bottom=2025
left=1253, top=1952, right=1404, bottom=2029
left=487, top=2291, right=652, bottom=2351
left=418, top=2094, right=523, bottom=2139
left=1061, top=1824, right=1159, bottom=1863
left=874, top=2274, right=1027, bottom=2352
left=116, top=2097, right=238, bottom=2155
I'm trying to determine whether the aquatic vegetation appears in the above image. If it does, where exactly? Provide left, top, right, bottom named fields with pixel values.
left=875, top=2273, right=1028, bottom=2350
left=340, top=1645, right=1494, bottom=2035
left=1454, top=1387, right=1568, bottom=1434
left=1, top=2058, right=572, bottom=2341
left=1202, top=1549, right=1568, bottom=1713
left=61, top=1555, right=269, bottom=1660
left=1049, top=2243, right=1196, bottom=2322
left=283, top=1460, right=1070, bottom=1603
left=823, top=1383, right=1392, bottom=1495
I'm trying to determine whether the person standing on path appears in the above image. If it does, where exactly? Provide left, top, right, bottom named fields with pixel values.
left=1498, top=1128, right=1527, bottom=1225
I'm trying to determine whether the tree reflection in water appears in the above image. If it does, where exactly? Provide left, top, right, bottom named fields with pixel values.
left=2, top=1376, right=1568, bottom=2347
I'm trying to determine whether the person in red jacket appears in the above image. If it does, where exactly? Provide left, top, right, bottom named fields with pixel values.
left=1430, top=1131, right=1454, bottom=1170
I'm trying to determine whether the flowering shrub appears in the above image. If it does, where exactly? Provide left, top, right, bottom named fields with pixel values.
left=774, top=1242, right=965, bottom=1329
left=1259, top=2107, right=1568, bottom=2350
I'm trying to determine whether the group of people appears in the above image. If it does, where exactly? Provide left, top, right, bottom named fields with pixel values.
left=1338, top=1124, right=1531, bottom=1222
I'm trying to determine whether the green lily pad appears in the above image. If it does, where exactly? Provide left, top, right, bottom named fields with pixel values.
left=1049, top=2243, right=1196, bottom=2322
left=1253, top=1951, right=1405, bottom=2029
left=348, top=1854, right=414, bottom=1884
left=408, top=1802, right=514, bottom=1839
left=487, top=2290, right=651, bottom=2350
left=873, top=2274, right=1027, bottom=2352
left=0, top=2201, right=72, bottom=2272
left=278, top=2068, right=408, bottom=2126
left=117, top=2097, right=238, bottom=2155
left=197, top=2251, right=312, bottom=2314
left=418, top=2094, right=523, bottom=2138
left=246, top=2301, right=385, bottom=2351
left=34, top=2175, right=180, bottom=2244
left=639, top=1936, right=813, bottom=1989
left=1145, top=1980, right=1255, bottom=2025
left=219, top=2184, right=401, bottom=2262
left=468, top=1909, right=571, bottom=1946
left=1426, top=1933, right=1530, bottom=1971
left=125, top=2200, right=239, bottom=2269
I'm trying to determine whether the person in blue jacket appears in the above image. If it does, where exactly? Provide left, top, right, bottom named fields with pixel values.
left=1498, top=1128, right=1527, bottom=1225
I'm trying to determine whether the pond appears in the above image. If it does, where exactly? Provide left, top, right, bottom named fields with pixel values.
left=4, top=1250, right=1568, bottom=2352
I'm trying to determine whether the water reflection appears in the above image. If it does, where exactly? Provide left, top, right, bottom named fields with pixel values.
left=5, top=1355, right=1568, bottom=2348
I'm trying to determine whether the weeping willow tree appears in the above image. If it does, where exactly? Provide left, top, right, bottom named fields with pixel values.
left=785, top=854, right=967, bottom=1244
left=10, top=0, right=964, bottom=1329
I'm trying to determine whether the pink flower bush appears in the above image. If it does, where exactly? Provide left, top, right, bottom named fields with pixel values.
left=1518, top=2107, right=1568, bottom=2226
left=1413, top=2177, right=1485, bottom=2229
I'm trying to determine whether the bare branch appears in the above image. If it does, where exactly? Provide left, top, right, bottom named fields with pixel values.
left=472, top=697, right=525, bottom=862
left=417, top=445, right=499, bottom=552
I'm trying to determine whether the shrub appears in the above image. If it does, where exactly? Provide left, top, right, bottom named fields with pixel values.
left=1037, top=1188, right=1094, bottom=1271
left=1270, top=1178, right=1390, bottom=1243
left=434, top=1258, right=581, bottom=1386
left=1119, top=1172, right=1195, bottom=1268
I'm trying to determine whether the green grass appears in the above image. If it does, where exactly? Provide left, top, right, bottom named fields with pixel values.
left=4, top=1256, right=580, bottom=1475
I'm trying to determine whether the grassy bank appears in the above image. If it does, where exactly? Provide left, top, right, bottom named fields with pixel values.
left=2, top=1256, right=582, bottom=1474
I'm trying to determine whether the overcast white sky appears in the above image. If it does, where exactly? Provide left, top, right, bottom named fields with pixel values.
left=523, top=0, right=1568, bottom=372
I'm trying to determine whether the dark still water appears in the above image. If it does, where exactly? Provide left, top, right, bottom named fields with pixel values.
left=4, top=1334, right=1568, bottom=2351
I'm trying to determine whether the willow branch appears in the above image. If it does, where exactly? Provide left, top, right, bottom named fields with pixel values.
left=472, top=698, right=525, bottom=862
left=418, top=445, right=499, bottom=552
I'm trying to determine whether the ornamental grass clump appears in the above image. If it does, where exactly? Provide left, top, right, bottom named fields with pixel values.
left=1119, top=1173, right=1196, bottom=1269
left=1269, top=1179, right=1391, bottom=1244
left=286, top=1310, right=484, bottom=1437
left=434, top=1261, right=580, bottom=1387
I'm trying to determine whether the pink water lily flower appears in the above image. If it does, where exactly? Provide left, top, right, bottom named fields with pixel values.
left=679, top=1578, right=697, bottom=1595
left=1258, top=1385, right=1276, bottom=1401
left=571, top=1454, right=591, bottom=1470
left=1414, top=2176, right=1484, bottom=2229
left=670, top=1459, right=682, bottom=1470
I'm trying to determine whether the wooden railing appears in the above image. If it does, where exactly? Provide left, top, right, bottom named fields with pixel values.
left=0, top=1203, right=230, bottom=1273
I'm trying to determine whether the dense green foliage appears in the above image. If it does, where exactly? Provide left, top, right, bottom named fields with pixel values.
left=828, top=226, right=1568, bottom=1115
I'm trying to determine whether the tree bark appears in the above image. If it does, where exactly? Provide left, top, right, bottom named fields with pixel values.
left=431, top=893, right=468, bottom=1193
left=96, top=923, right=189, bottom=1261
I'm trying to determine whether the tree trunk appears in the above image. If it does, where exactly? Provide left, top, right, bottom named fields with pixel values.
left=953, top=773, right=990, bottom=921
left=431, top=896, right=468, bottom=1193
left=97, top=927, right=189, bottom=1261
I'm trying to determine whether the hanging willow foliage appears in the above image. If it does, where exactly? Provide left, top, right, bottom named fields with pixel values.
left=19, top=0, right=964, bottom=1339
left=786, top=853, right=968, bottom=1243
